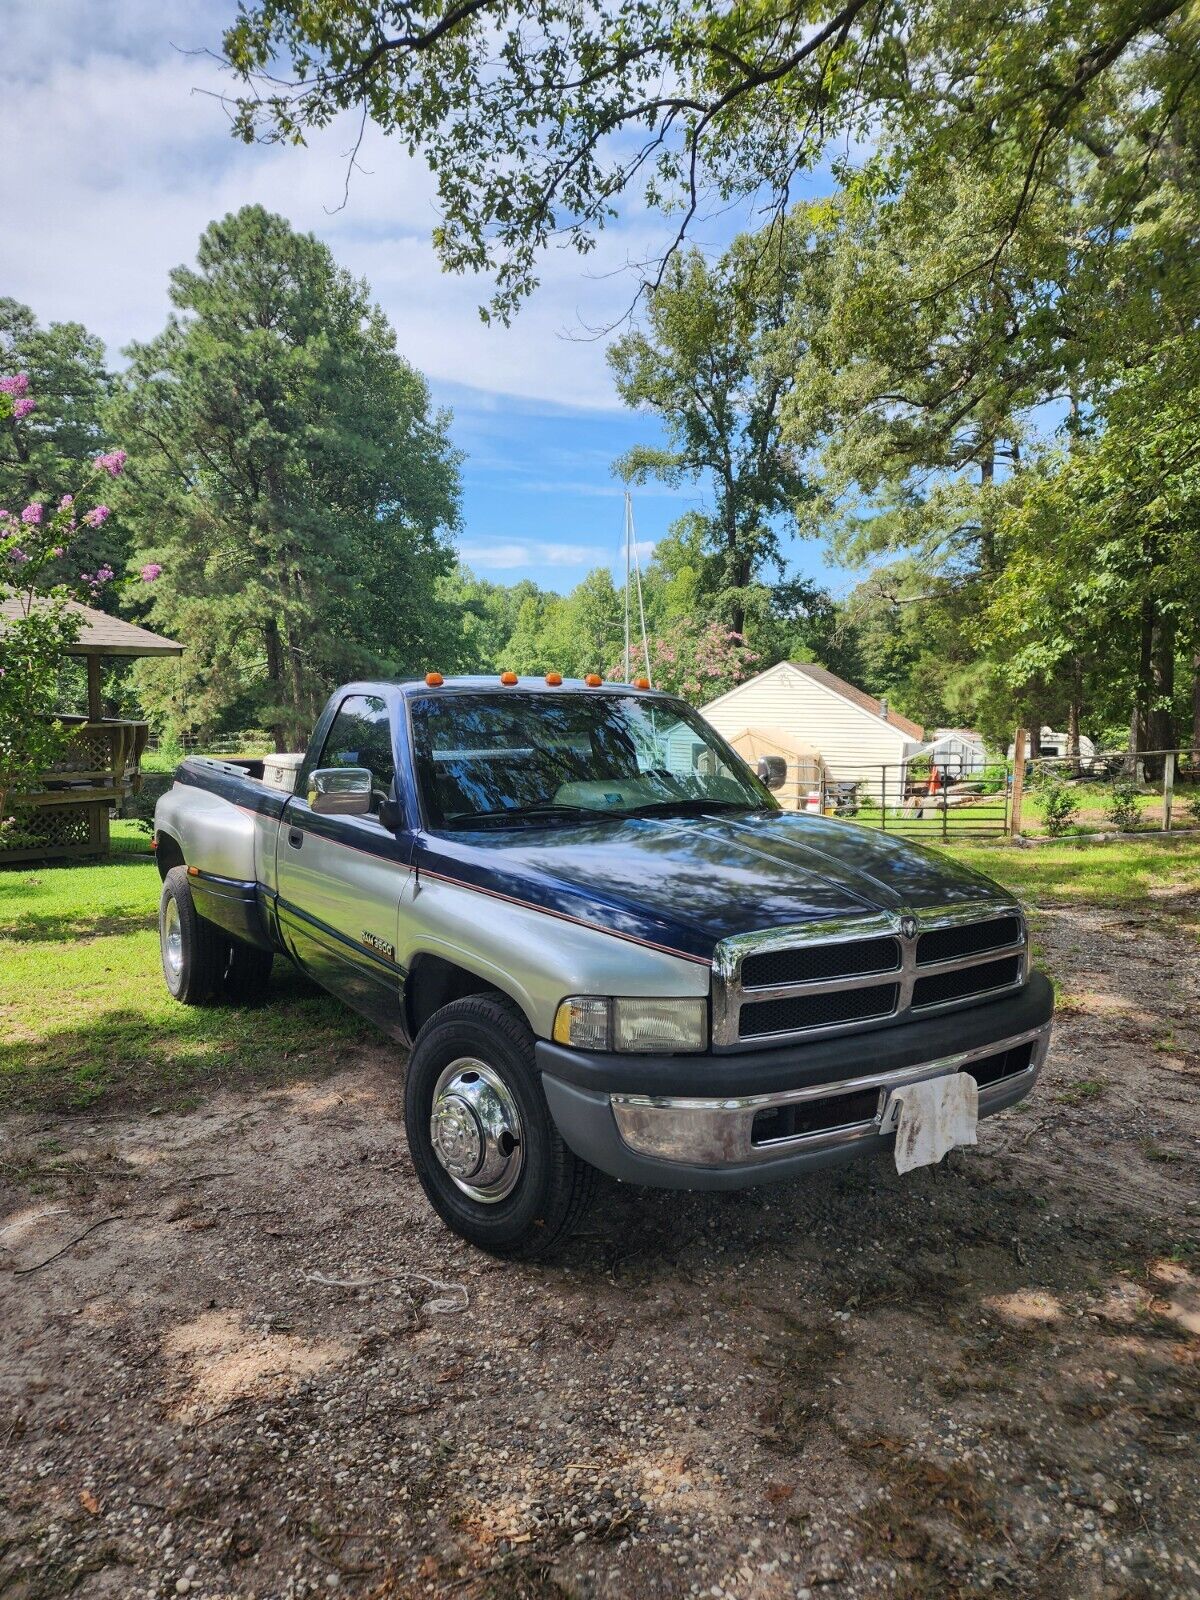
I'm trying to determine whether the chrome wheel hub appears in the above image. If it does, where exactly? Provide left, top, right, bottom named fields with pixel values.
left=429, top=1058, right=523, bottom=1204
left=163, top=896, right=183, bottom=980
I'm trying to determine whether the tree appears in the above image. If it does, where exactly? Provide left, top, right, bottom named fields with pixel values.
left=0, top=300, right=119, bottom=587
left=113, top=206, right=461, bottom=748
left=608, top=232, right=817, bottom=634
left=218, top=1, right=1197, bottom=322
left=986, top=334, right=1200, bottom=761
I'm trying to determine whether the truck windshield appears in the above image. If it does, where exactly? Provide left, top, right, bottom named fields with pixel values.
left=409, top=691, right=777, bottom=830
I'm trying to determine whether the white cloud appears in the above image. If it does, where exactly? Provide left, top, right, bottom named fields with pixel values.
left=460, top=538, right=655, bottom=571
left=0, top=4, right=678, bottom=411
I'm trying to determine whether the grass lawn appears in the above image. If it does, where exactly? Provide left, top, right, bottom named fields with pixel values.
left=0, top=842, right=370, bottom=1115
left=939, top=834, right=1200, bottom=910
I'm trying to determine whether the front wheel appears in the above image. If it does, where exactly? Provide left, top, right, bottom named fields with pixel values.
left=404, top=995, right=596, bottom=1258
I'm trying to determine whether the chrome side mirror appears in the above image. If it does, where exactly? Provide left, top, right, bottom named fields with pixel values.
left=307, top=767, right=373, bottom=815
left=756, top=755, right=788, bottom=791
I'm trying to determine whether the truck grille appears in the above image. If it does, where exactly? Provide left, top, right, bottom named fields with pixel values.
left=912, top=956, right=1023, bottom=1009
left=714, top=909, right=1025, bottom=1050
left=742, top=936, right=900, bottom=989
left=740, top=983, right=899, bottom=1039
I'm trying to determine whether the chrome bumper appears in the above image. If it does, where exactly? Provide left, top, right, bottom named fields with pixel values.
left=607, top=1021, right=1051, bottom=1169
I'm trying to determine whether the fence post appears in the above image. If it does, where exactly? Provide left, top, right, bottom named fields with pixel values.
left=1163, top=751, right=1175, bottom=832
left=1009, top=729, right=1027, bottom=840
left=880, top=765, right=887, bottom=830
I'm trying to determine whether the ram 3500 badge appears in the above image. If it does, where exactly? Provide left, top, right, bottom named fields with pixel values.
left=154, top=676, right=1052, bottom=1256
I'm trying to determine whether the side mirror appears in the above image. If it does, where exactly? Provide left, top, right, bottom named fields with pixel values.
left=756, top=755, right=788, bottom=791
left=307, top=767, right=373, bottom=815
left=377, top=795, right=403, bottom=832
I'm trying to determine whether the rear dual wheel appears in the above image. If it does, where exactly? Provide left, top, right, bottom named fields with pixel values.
left=159, top=866, right=273, bottom=1005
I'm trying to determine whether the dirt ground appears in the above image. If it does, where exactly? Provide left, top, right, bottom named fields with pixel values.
left=2, top=904, right=1198, bottom=1600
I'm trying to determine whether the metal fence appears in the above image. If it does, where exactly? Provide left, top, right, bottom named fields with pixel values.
left=772, top=757, right=1013, bottom=839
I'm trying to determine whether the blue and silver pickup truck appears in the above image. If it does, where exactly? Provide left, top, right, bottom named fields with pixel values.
left=154, top=676, right=1052, bottom=1256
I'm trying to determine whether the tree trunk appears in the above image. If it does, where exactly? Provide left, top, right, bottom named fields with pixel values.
left=1067, top=658, right=1083, bottom=776
left=1131, top=598, right=1155, bottom=760
left=263, top=617, right=289, bottom=753
left=978, top=444, right=996, bottom=573
left=1192, top=653, right=1200, bottom=757
left=1147, top=611, right=1176, bottom=778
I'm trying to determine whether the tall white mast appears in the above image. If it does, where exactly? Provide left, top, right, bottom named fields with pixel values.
left=623, top=490, right=652, bottom=686
left=623, top=492, right=632, bottom=683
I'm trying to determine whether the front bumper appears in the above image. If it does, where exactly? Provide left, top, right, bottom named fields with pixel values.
left=536, top=973, right=1053, bottom=1190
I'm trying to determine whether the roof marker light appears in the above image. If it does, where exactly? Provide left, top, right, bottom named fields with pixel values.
left=425, top=671, right=444, bottom=687
left=545, top=671, right=563, bottom=686
left=633, top=676, right=651, bottom=690
left=499, top=670, right=518, bottom=686
left=584, top=673, right=603, bottom=687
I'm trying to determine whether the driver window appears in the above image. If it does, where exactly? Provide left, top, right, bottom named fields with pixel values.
left=317, top=695, right=394, bottom=816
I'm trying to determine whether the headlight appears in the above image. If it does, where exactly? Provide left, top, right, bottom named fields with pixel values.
left=552, top=996, right=707, bottom=1053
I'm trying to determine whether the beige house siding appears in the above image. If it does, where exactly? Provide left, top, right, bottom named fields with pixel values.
left=701, top=663, right=922, bottom=804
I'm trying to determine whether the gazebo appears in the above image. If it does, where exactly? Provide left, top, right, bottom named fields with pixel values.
left=0, top=597, right=182, bottom=862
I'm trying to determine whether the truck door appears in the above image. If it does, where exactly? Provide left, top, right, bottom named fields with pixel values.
left=275, top=692, right=414, bottom=1038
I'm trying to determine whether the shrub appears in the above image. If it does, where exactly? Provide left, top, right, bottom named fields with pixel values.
left=1040, top=777, right=1079, bottom=837
left=1106, top=781, right=1141, bottom=833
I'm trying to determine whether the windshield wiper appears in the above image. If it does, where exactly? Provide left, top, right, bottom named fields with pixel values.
left=444, top=804, right=626, bottom=829
left=618, top=799, right=768, bottom=818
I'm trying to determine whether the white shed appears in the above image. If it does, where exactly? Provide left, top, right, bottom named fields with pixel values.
left=700, top=662, right=925, bottom=804
left=1006, top=726, right=1098, bottom=768
left=923, top=728, right=989, bottom=778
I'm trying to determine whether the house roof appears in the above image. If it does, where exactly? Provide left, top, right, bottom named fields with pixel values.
left=0, top=596, right=182, bottom=657
left=787, top=662, right=924, bottom=741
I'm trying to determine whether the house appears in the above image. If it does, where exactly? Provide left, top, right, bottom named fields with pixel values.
left=923, top=727, right=989, bottom=778
left=699, top=661, right=925, bottom=806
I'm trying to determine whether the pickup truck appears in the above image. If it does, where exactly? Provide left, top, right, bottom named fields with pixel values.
left=153, top=676, right=1053, bottom=1256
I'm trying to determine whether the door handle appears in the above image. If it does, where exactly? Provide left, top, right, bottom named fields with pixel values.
left=287, top=828, right=304, bottom=849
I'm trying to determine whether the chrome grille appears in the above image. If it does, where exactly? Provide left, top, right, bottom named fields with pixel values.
left=712, top=907, right=1026, bottom=1051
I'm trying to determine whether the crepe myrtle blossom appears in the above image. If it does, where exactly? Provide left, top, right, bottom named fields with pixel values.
left=0, top=372, right=30, bottom=396
left=21, top=503, right=43, bottom=524
left=140, top=562, right=163, bottom=582
left=96, top=565, right=114, bottom=582
left=83, top=504, right=110, bottom=529
left=93, top=449, right=127, bottom=478
left=59, top=495, right=74, bottom=510
left=12, top=398, right=35, bottom=420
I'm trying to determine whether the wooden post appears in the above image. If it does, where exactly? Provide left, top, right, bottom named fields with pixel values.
left=86, top=655, right=103, bottom=722
left=1163, top=750, right=1175, bottom=832
left=1010, top=729, right=1027, bottom=840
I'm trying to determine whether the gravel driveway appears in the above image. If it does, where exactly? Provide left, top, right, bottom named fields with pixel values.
left=2, top=902, right=1198, bottom=1600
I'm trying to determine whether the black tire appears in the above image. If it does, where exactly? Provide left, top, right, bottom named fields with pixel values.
left=221, top=939, right=274, bottom=1003
left=404, top=994, right=596, bottom=1258
left=159, top=866, right=226, bottom=1005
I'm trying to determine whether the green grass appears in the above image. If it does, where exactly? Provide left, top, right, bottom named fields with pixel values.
left=0, top=850, right=371, bottom=1114
left=937, top=835, right=1200, bottom=909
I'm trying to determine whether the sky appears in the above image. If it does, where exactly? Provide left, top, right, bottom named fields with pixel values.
left=0, top=0, right=844, bottom=595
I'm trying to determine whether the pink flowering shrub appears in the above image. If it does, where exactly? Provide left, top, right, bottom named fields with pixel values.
left=608, top=616, right=761, bottom=701
left=0, top=374, right=160, bottom=822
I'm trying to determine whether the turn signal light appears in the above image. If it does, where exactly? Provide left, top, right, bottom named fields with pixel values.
left=424, top=671, right=444, bottom=686
left=499, top=670, right=518, bottom=685
left=633, top=676, right=651, bottom=690
left=584, top=673, right=603, bottom=687
left=545, top=671, right=563, bottom=686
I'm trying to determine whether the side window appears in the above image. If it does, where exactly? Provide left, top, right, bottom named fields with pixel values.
left=317, top=694, right=394, bottom=815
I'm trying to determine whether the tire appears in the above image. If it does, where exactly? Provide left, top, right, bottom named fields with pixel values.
left=221, top=939, right=274, bottom=1003
left=404, top=994, right=596, bottom=1258
left=159, top=866, right=227, bottom=1005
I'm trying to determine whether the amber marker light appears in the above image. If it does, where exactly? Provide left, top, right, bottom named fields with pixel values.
left=545, top=671, right=563, bottom=686
left=633, top=676, right=651, bottom=690
left=584, top=673, right=603, bottom=687
left=424, top=671, right=444, bottom=686
left=499, top=670, right=519, bottom=685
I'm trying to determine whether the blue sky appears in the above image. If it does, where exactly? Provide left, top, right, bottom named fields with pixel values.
left=1, top=0, right=844, bottom=595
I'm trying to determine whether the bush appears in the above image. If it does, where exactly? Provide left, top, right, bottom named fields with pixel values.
left=1040, top=777, right=1079, bottom=837
left=1106, top=781, right=1141, bottom=833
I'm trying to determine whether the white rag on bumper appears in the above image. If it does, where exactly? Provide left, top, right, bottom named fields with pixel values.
left=892, top=1072, right=979, bottom=1174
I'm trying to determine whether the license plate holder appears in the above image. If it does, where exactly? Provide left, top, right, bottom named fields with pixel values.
left=878, top=1072, right=979, bottom=1173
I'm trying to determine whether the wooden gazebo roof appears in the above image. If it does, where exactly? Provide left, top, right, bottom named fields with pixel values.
left=0, top=597, right=182, bottom=657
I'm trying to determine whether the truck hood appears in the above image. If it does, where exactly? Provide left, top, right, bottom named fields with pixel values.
left=417, top=811, right=1015, bottom=962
